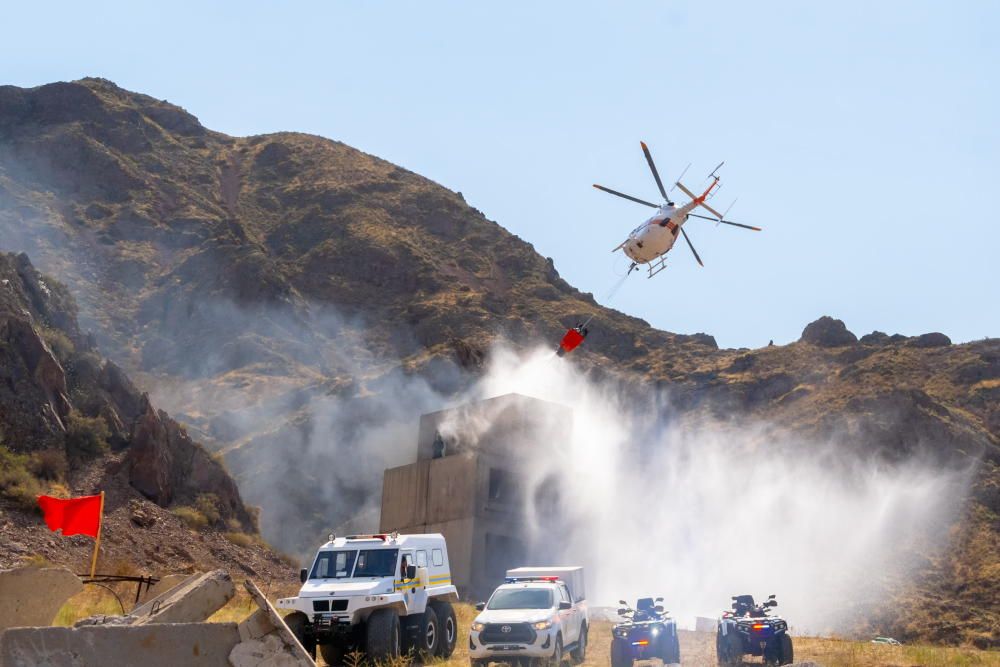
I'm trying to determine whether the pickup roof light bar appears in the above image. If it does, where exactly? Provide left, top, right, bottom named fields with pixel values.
left=504, top=576, right=561, bottom=583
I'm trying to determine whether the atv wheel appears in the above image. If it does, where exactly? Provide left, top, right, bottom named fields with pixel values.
left=414, top=607, right=440, bottom=659
left=430, top=601, right=458, bottom=657
left=725, top=629, right=743, bottom=667
left=366, top=608, right=401, bottom=662
left=320, top=643, right=344, bottom=666
left=662, top=631, right=680, bottom=664
left=611, top=637, right=633, bottom=667
left=285, top=612, right=313, bottom=657
left=779, top=634, right=793, bottom=666
left=570, top=625, right=587, bottom=663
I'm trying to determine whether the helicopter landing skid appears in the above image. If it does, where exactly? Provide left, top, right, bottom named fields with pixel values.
left=647, top=255, right=668, bottom=278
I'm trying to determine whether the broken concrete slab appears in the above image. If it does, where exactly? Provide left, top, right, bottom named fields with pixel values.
left=130, top=569, right=234, bottom=624
left=0, top=568, right=84, bottom=632
left=230, top=579, right=315, bottom=666
left=132, top=573, right=192, bottom=610
left=0, top=622, right=240, bottom=666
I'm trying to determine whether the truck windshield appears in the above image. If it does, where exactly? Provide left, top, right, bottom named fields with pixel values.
left=354, top=549, right=399, bottom=578
left=488, top=588, right=553, bottom=610
left=311, top=550, right=357, bottom=579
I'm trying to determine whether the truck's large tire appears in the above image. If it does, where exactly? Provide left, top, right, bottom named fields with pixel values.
left=779, top=634, right=794, bottom=666
left=429, top=601, right=457, bottom=658
left=319, top=644, right=344, bottom=666
left=414, top=607, right=440, bottom=659
left=611, top=637, right=633, bottom=667
left=570, top=624, right=587, bottom=663
left=285, top=612, right=312, bottom=655
left=366, top=608, right=401, bottom=662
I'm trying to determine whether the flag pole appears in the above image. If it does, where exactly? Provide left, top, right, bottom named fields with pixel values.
left=89, top=491, right=104, bottom=584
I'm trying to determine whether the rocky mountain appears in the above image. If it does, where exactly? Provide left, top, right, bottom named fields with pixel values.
left=1, top=78, right=999, bottom=643
left=0, top=251, right=293, bottom=582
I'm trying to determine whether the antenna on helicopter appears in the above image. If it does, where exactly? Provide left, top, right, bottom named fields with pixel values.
left=669, top=163, right=692, bottom=193
left=717, top=199, right=738, bottom=226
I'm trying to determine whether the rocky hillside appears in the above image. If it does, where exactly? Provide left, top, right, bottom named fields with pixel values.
left=0, top=251, right=294, bottom=582
left=1, top=79, right=999, bottom=643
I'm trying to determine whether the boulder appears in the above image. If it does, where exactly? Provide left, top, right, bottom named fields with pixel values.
left=800, top=317, right=858, bottom=347
left=912, top=332, right=952, bottom=348
left=860, top=331, right=889, bottom=345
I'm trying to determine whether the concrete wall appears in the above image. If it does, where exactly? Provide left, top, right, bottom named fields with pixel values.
left=426, top=452, right=477, bottom=524
left=380, top=460, right=429, bottom=532
left=0, top=623, right=241, bottom=666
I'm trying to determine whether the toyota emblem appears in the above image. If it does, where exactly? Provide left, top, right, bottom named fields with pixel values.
left=501, top=626, right=512, bottom=633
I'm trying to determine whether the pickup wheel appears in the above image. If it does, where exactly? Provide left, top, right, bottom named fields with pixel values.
left=550, top=635, right=564, bottom=667
left=319, top=644, right=344, bottom=666
left=285, top=612, right=312, bottom=655
left=430, top=601, right=457, bottom=657
left=414, top=607, right=440, bottom=659
left=366, top=608, right=401, bottom=662
left=570, top=625, right=587, bottom=663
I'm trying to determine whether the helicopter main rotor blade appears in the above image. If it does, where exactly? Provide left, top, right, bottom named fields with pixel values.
left=680, top=227, right=704, bottom=267
left=593, top=185, right=659, bottom=208
left=687, top=213, right=762, bottom=231
left=640, top=142, right=669, bottom=201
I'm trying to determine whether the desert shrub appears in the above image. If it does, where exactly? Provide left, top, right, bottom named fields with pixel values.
left=29, top=448, right=69, bottom=481
left=223, top=532, right=252, bottom=548
left=243, top=504, right=261, bottom=535
left=278, top=552, right=301, bottom=569
left=38, top=324, right=75, bottom=363
left=195, top=493, right=221, bottom=526
left=171, top=506, right=209, bottom=531
left=0, top=446, right=43, bottom=511
left=65, top=411, right=110, bottom=462
left=226, top=517, right=242, bottom=532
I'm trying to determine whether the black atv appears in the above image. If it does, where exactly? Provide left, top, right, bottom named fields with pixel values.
left=716, top=595, right=793, bottom=666
left=610, top=598, right=680, bottom=667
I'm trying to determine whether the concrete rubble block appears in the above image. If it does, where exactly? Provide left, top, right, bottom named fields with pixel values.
left=0, top=568, right=84, bottom=632
left=132, top=573, right=193, bottom=610
left=131, top=569, right=235, bottom=625
left=0, top=622, right=240, bottom=666
left=230, top=579, right=316, bottom=667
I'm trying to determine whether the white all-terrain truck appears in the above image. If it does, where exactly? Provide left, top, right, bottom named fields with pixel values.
left=277, top=533, right=459, bottom=664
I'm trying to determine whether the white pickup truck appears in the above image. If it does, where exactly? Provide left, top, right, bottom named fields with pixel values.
left=277, top=533, right=459, bottom=664
left=469, top=567, right=589, bottom=667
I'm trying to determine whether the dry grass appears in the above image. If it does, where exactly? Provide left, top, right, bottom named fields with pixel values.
left=318, top=610, right=1000, bottom=667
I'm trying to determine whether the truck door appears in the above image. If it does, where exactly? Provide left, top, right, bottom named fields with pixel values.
left=558, top=584, right=577, bottom=645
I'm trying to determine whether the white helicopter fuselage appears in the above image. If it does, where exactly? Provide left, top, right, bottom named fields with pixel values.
left=621, top=200, right=699, bottom=264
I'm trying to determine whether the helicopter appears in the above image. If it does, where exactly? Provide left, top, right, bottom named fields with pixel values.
left=594, top=142, right=761, bottom=278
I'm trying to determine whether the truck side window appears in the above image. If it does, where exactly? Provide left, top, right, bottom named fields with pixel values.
left=416, top=550, right=427, bottom=567
left=432, top=548, right=443, bottom=566
left=560, top=586, right=571, bottom=603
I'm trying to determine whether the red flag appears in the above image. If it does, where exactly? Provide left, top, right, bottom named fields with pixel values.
left=37, top=494, right=103, bottom=538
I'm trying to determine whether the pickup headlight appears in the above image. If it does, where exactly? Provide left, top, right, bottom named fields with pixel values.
left=471, top=622, right=485, bottom=632
left=532, top=620, right=553, bottom=630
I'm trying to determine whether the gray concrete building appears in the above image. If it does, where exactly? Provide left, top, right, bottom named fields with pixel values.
left=379, top=393, right=572, bottom=600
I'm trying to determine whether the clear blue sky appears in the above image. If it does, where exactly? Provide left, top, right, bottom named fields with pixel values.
left=3, top=1, right=997, bottom=349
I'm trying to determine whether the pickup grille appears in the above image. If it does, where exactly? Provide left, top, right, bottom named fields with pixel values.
left=312, top=599, right=349, bottom=612
left=480, top=623, right=535, bottom=644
